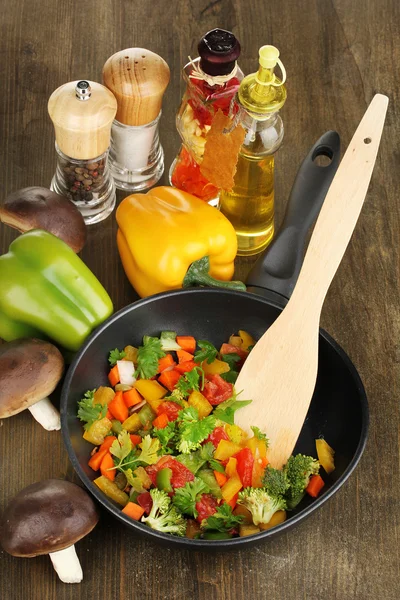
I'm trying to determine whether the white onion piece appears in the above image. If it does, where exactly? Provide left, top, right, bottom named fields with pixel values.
left=117, top=360, right=136, bottom=386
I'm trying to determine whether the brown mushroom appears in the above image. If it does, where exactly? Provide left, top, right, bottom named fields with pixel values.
left=0, top=338, right=64, bottom=431
left=0, top=187, right=87, bottom=253
left=0, top=479, right=99, bottom=583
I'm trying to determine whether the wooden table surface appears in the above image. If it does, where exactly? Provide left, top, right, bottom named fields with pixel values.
left=0, top=1, right=399, bottom=599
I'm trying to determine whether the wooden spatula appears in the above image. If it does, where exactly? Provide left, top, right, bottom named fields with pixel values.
left=235, top=94, right=389, bottom=468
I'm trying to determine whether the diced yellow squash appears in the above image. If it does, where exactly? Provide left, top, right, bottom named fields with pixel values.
left=188, top=390, right=213, bottom=418
left=238, top=330, right=255, bottom=351
left=134, top=379, right=168, bottom=401
left=316, top=438, right=335, bottom=474
left=221, top=475, right=242, bottom=502
left=239, top=524, right=260, bottom=537
left=214, top=439, right=242, bottom=461
left=94, top=476, right=129, bottom=506
left=83, top=417, right=112, bottom=445
left=122, top=413, right=141, bottom=432
left=228, top=335, right=242, bottom=348
left=233, top=504, right=253, bottom=525
left=245, top=436, right=268, bottom=459
left=201, top=358, right=230, bottom=376
left=225, top=424, right=247, bottom=445
left=123, top=345, right=138, bottom=363
left=259, top=510, right=287, bottom=530
left=93, top=386, right=115, bottom=406
left=133, top=466, right=152, bottom=489
left=225, top=457, right=238, bottom=478
left=145, top=397, right=164, bottom=412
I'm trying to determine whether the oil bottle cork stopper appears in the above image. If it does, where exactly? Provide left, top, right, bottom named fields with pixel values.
left=48, top=80, right=117, bottom=160
left=258, top=45, right=280, bottom=69
left=102, top=49, right=170, bottom=127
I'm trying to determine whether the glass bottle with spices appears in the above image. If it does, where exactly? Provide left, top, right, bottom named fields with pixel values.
left=219, top=45, right=287, bottom=255
left=48, top=80, right=117, bottom=224
left=103, top=48, right=170, bottom=191
left=170, top=28, right=243, bottom=204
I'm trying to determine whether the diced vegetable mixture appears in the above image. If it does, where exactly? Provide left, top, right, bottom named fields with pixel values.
left=77, top=330, right=332, bottom=539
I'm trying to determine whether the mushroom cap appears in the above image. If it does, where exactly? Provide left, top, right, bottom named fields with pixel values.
left=0, top=187, right=87, bottom=253
left=0, top=339, right=64, bottom=418
left=0, top=479, right=99, bottom=557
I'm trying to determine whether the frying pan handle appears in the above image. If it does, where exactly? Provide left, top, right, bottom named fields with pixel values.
left=246, top=130, right=341, bottom=300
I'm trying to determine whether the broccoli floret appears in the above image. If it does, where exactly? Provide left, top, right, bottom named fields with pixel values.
left=141, top=489, right=186, bottom=536
left=284, top=454, right=320, bottom=510
left=237, top=488, right=286, bottom=526
left=262, top=465, right=290, bottom=497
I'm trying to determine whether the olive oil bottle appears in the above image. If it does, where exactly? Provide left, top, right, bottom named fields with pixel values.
left=219, top=45, right=287, bottom=255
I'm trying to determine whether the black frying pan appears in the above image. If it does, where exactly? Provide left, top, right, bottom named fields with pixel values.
left=61, top=131, right=369, bottom=548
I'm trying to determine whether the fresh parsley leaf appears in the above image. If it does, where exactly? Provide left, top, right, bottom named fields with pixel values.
left=175, top=366, right=204, bottom=398
left=110, top=433, right=160, bottom=472
left=220, top=353, right=241, bottom=370
left=200, top=442, right=215, bottom=462
left=202, top=504, right=244, bottom=532
left=251, top=426, right=269, bottom=444
left=176, top=443, right=214, bottom=474
left=194, top=340, right=218, bottom=364
left=213, top=395, right=253, bottom=425
left=220, top=370, right=239, bottom=384
left=110, top=430, right=133, bottom=464
left=208, top=459, right=226, bottom=473
left=172, top=478, right=209, bottom=517
left=137, top=435, right=161, bottom=465
left=152, top=420, right=178, bottom=455
left=77, top=390, right=107, bottom=431
left=124, top=468, right=146, bottom=492
left=134, top=337, right=165, bottom=379
left=108, top=348, right=126, bottom=366
left=176, top=407, right=216, bottom=454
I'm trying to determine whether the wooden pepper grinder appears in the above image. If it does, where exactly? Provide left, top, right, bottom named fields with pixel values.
left=48, top=80, right=117, bottom=224
left=103, top=48, right=170, bottom=191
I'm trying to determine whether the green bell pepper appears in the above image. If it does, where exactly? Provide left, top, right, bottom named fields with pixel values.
left=0, top=229, right=113, bottom=351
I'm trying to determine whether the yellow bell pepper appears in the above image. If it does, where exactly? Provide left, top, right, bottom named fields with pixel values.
left=134, top=379, right=167, bottom=402
left=116, top=186, right=246, bottom=298
left=188, top=390, right=213, bottom=418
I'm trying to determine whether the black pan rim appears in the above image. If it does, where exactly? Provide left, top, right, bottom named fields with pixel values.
left=61, top=288, right=369, bottom=549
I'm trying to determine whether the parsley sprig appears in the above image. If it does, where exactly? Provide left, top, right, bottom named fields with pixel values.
left=176, top=407, right=216, bottom=454
left=194, top=340, right=218, bottom=364
left=77, top=390, right=107, bottom=431
left=202, top=504, right=244, bottom=532
left=110, top=431, right=160, bottom=472
left=175, top=366, right=204, bottom=398
left=134, top=336, right=165, bottom=379
left=213, top=392, right=252, bottom=425
left=108, top=348, right=126, bottom=366
left=172, top=478, right=209, bottom=517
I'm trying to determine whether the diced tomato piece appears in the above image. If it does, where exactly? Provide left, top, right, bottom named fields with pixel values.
left=136, top=491, right=153, bottom=515
left=130, top=434, right=142, bottom=446
left=195, top=493, right=218, bottom=523
left=224, top=492, right=239, bottom=510
left=157, top=401, right=182, bottom=421
left=234, top=447, right=254, bottom=488
left=220, top=343, right=248, bottom=360
left=145, top=457, right=194, bottom=489
left=205, top=426, right=230, bottom=448
left=175, top=360, right=199, bottom=374
left=202, top=374, right=233, bottom=405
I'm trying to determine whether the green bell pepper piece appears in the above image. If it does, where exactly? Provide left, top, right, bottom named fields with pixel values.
left=0, top=230, right=113, bottom=351
left=156, top=468, right=173, bottom=493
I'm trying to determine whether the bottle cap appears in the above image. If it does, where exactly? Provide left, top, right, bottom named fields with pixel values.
left=48, top=80, right=117, bottom=159
left=259, top=45, right=280, bottom=69
left=102, top=49, right=170, bottom=127
left=198, top=29, right=241, bottom=76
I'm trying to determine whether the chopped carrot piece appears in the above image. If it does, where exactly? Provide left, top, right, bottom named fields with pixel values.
left=88, top=448, right=108, bottom=471
left=106, top=409, right=113, bottom=420
left=177, top=350, right=194, bottom=363
left=152, top=413, right=169, bottom=429
left=108, top=391, right=129, bottom=422
left=158, top=369, right=181, bottom=391
left=123, top=388, right=143, bottom=408
left=176, top=336, right=196, bottom=354
left=157, top=354, right=176, bottom=373
left=175, top=360, right=199, bottom=374
left=122, top=502, right=145, bottom=520
left=108, top=364, right=120, bottom=387
left=99, top=436, right=117, bottom=452
left=306, top=474, right=325, bottom=498
left=130, top=434, right=142, bottom=446
left=214, top=470, right=228, bottom=487
left=100, top=452, right=116, bottom=481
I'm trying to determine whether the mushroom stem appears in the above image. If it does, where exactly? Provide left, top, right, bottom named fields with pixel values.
left=28, top=398, right=61, bottom=431
left=49, top=545, right=83, bottom=583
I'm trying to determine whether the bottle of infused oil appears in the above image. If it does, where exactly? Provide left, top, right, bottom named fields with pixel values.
left=219, top=45, right=287, bottom=255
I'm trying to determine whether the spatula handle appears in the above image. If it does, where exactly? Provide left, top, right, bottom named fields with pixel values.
left=289, top=94, right=389, bottom=312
